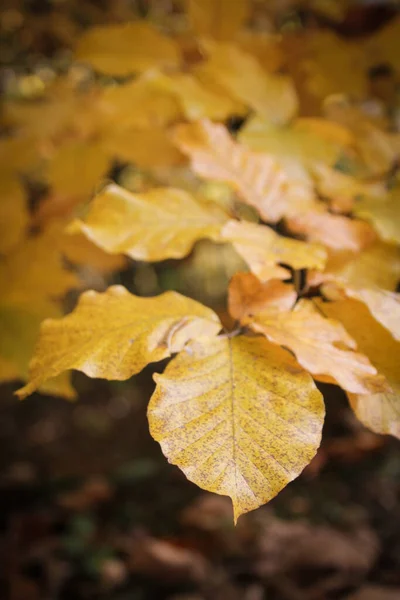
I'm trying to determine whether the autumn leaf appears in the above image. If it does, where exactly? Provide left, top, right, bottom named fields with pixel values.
left=148, top=335, right=324, bottom=522
left=318, top=242, right=400, bottom=291
left=239, top=115, right=352, bottom=188
left=0, top=303, right=75, bottom=399
left=149, top=71, right=243, bottom=121
left=0, top=173, right=29, bottom=255
left=60, top=231, right=127, bottom=275
left=75, top=21, right=180, bottom=76
left=221, top=220, right=327, bottom=281
left=17, top=286, right=222, bottom=399
left=344, top=288, right=400, bottom=342
left=353, top=187, right=400, bottom=245
left=196, top=42, right=298, bottom=125
left=247, top=299, right=387, bottom=395
left=104, top=127, right=184, bottom=169
left=70, top=184, right=229, bottom=262
left=320, top=298, right=400, bottom=439
left=311, top=164, right=384, bottom=214
left=0, top=229, right=78, bottom=306
left=174, top=120, right=292, bottom=223
left=286, top=208, right=377, bottom=252
left=228, top=273, right=296, bottom=321
left=186, top=0, right=249, bottom=40
left=46, top=141, right=110, bottom=200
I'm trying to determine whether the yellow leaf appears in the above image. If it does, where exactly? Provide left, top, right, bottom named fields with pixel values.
left=311, top=164, right=384, bottom=214
left=321, top=242, right=400, bottom=291
left=186, top=0, right=249, bottom=40
left=303, top=31, right=367, bottom=100
left=75, top=22, right=180, bottom=76
left=196, top=42, right=298, bottom=125
left=240, top=115, right=351, bottom=172
left=60, top=231, right=127, bottom=275
left=0, top=173, right=29, bottom=255
left=320, top=298, right=400, bottom=439
left=324, top=96, right=400, bottom=176
left=222, top=220, right=327, bottom=281
left=174, top=120, right=294, bottom=223
left=17, top=286, right=221, bottom=398
left=237, top=31, right=284, bottom=73
left=99, top=76, right=181, bottom=131
left=104, top=127, right=184, bottom=169
left=228, top=273, right=296, bottom=321
left=150, top=71, right=242, bottom=121
left=0, top=229, right=78, bottom=306
left=248, top=299, right=387, bottom=395
left=70, top=183, right=228, bottom=261
left=148, top=335, right=324, bottom=522
left=353, top=187, right=400, bottom=245
left=47, top=141, right=110, bottom=199
left=344, top=288, right=400, bottom=342
left=0, top=302, right=75, bottom=399
left=286, top=208, right=377, bottom=252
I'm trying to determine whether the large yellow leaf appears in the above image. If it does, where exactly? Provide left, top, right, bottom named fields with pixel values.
left=0, top=173, right=29, bottom=255
left=320, top=298, right=400, bottom=439
left=0, top=229, right=78, bottom=306
left=353, top=187, right=400, bottom=245
left=228, top=274, right=296, bottom=321
left=0, top=302, right=75, bottom=399
left=17, top=286, right=221, bottom=399
left=221, top=220, right=327, bottom=281
left=70, top=184, right=228, bottom=261
left=186, top=0, right=249, bottom=40
left=148, top=335, right=324, bottom=522
left=174, top=120, right=300, bottom=223
left=345, top=288, right=400, bottom=343
left=75, top=22, right=180, bottom=76
left=60, top=231, right=127, bottom=275
left=196, top=42, right=298, bottom=125
left=248, top=299, right=387, bottom=395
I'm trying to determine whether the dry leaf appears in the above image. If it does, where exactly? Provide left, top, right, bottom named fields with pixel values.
left=149, top=335, right=324, bottom=522
left=320, top=298, right=400, bottom=439
left=0, top=229, right=78, bottom=306
left=75, top=21, right=180, bottom=76
left=17, top=286, right=221, bottom=398
left=222, top=220, right=326, bottom=281
left=228, top=273, right=296, bottom=321
left=286, top=209, right=377, bottom=252
left=248, top=299, right=387, bottom=395
left=174, top=120, right=291, bottom=223
left=345, top=288, right=400, bottom=342
left=186, top=0, right=249, bottom=40
left=70, top=183, right=228, bottom=261
left=353, top=187, right=400, bottom=245
left=196, top=42, right=298, bottom=125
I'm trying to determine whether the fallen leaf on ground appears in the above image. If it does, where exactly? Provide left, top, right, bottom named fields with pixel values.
left=186, top=0, right=249, bottom=40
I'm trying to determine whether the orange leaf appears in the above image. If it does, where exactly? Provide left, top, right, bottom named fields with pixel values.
left=247, top=299, right=388, bottom=395
left=228, top=273, right=296, bottom=321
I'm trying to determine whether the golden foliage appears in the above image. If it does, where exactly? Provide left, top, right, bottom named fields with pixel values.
left=17, top=286, right=221, bottom=399
left=149, top=335, right=324, bottom=522
left=70, top=184, right=229, bottom=261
